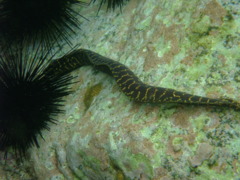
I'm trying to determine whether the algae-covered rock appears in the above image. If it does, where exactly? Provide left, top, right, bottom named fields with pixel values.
left=1, top=0, right=239, bottom=179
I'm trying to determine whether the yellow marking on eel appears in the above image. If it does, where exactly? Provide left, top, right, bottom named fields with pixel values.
left=128, top=81, right=136, bottom=89
left=152, top=88, right=158, bottom=102
left=141, top=87, right=151, bottom=102
left=116, top=73, right=129, bottom=83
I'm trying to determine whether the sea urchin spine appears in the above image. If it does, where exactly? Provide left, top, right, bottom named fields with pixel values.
left=93, top=0, right=130, bottom=11
left=0, top=0, right=87, bottom=49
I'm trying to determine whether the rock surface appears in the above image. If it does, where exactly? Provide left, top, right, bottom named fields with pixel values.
left=1, top=0, right=240, bottom=179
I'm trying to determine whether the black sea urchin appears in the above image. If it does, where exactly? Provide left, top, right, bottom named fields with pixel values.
left=94, top=0, right=129, bottom=11
left=0, top=44, right=73, bottom=157
left=0, top=0, right=87, bottom=49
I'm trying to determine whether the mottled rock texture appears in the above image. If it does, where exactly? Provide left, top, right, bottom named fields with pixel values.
left=1, top=0, right=240, bottom=179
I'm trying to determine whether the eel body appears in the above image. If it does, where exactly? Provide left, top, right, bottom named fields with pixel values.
left=45, top=49, right=240, bottom=110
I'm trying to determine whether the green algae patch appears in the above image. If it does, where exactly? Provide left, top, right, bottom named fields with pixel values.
left=190, top=114, right=211, bottom=132
left=195, top=161, right=235, bottom=180
left=155, top=37, right=172, bottom=58
left=128, top=153, right=153, bottom=177
left=191, top=15, right=211, bottom=34
left=74, top=150, right=103, bottom=178
left=135, top=16, right=152, bottom=30
left=141, top=126, right=154, bottom=139
left=186, top=11, right=238, bottom=54
left=45, top=161, right=55, bottom=170
left=110, top=150, right=154, bottom=179
left=172, top=136, right=184, bottom=152
left=67, top=115, right=76, bottom=124
left=185, top=58, right=212, bottom=81
left=188, top=15, right=215, bottom=50
left=189, top=114, right=212, bottom=150
left=50, top=174, right=64, bottom=180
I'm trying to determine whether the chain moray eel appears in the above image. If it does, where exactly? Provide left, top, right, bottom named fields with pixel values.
left=45, top=49, right=240, bottom=110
